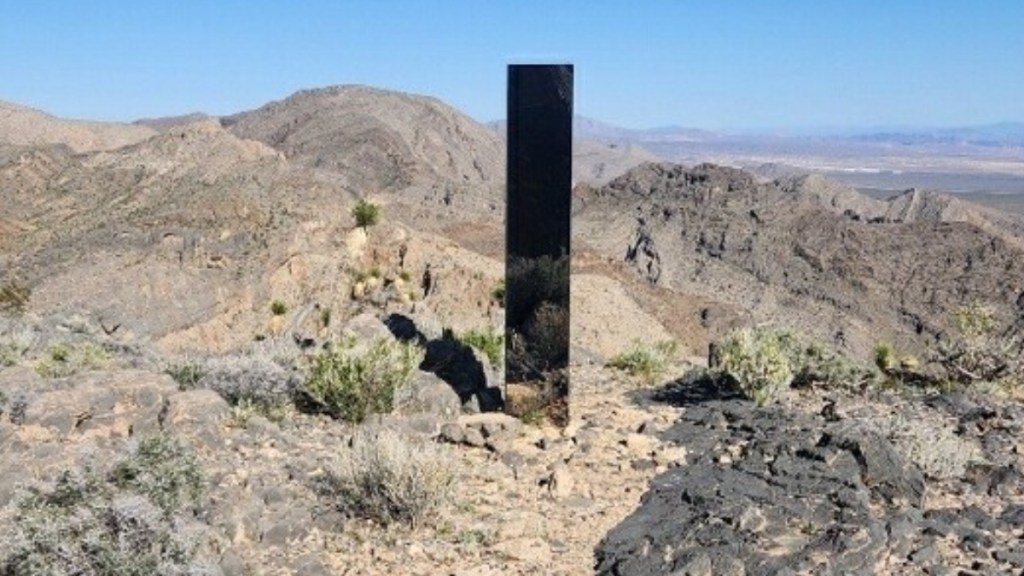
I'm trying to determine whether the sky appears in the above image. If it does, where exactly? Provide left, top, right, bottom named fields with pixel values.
left=1, top=1, right=1022, bottom=132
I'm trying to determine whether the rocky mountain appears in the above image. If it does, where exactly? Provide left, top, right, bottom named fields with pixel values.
left=574, top=162, right=1024, bottom=361
left=133, top=112, right=215, bottom=132
left=223, top=85, right=504, bottom=202
left=0, top=100, right=155, bottom=152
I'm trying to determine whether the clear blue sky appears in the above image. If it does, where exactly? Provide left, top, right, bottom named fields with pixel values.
left=1, top=1, right=1022, bottom=131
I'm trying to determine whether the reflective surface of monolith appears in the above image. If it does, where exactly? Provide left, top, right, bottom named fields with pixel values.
left=505, top=64, right=572, bottom=426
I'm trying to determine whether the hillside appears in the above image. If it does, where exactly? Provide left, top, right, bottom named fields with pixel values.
left=574, top=162, right=1024, bottom=361
left=224, top=85, right=504, bottom=204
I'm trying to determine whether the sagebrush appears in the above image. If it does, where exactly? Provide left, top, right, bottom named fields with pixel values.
left=320, top=427, right=453, bottom=527
left=0, top=434, right=211, bottom=575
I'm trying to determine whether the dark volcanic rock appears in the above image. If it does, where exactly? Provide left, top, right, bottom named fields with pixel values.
left=595, top=389, right=1024, bottom=576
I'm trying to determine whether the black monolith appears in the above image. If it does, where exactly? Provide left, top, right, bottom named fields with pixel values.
left=505, top=64, right=573, bottom=426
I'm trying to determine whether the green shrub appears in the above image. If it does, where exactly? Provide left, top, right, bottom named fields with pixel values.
left=457, top=327, right=504, bottom=367
left=352, top=199, right=381, bottom=230
left=608, top=340, right=679, bottom=385
left=301, top=338, right=424, bottom=423
left=164, top=356, right=206, bottom=390
left=874, top=341, right=897, bottom=373
left=713, top=328, right=873, bottom=405
left=0, top=434, right=210, bottom=575
left=320, top=307, right=333, bottom=328
left=35, top=342, right=110, bottom=378
left=270, top=299, right=288, bottom=316
left=320, top=427, right=453, bottom=528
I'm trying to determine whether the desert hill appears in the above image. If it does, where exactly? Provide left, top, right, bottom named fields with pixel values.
left=0, top=100, right=156, bottom=152
left=224, top=85, right=504, bottom=202
left=574, top=162, right=1024, bottom=361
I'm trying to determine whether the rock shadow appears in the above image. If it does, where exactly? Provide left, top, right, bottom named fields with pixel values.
left=636, top=368, right=746, bottom=408
left=383, top=313, right=503, bottom=412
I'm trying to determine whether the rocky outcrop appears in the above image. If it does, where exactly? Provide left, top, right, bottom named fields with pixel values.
left=596, top=381, right=1024, bottom=575
left=574, top=162, right=1024, bottom=362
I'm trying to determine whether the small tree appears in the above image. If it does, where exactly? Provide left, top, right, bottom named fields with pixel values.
left=352, top=199, right=380, bottom=230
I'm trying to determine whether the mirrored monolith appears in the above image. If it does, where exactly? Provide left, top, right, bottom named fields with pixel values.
left=505, top=64, right=572, bottom=426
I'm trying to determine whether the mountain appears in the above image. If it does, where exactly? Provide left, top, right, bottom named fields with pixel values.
left=133, top=112, right=214, bottom=132
left=223, top=85, right=504, bottom=202
left=851, top=122, right=1024, bottom=147
left=0, top=88, right=513, bottom=353
left=574, top=162, right=1024, bottom=361
left=488, top=116, right=664, bottom=185
left=0, top=100, right=155, bottom=152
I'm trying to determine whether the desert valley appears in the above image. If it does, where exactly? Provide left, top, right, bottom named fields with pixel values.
left=1, top=85, right=1023, bottom=575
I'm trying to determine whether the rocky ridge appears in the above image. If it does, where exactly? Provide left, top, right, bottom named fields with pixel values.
left=574, top=162, right=1024, bottom=363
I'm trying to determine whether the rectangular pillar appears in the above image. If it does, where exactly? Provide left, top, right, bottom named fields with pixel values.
left=505, top=64, right=573, bottom=426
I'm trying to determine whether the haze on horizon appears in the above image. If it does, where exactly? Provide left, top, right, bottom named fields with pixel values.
left=2, top=0, right=1022, bottom=132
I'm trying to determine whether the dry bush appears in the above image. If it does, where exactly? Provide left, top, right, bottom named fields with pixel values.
left=197, top=353, right=300, bottom=416
left=0, top=434, right=213, bottom=575
left=320, top=427, right=453, bottom=528
left=867, top=413, right=984, bottom=480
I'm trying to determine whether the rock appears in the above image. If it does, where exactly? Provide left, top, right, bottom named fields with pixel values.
left=439, top=422, right=465, bottom=444
left=490, top=537, right=551, bottom=564
left=219, top=552, right=247, bottom=576
left=163, top=389, right=231, bottom=431
left=459, top=412, right=523, bottom=440
left=401, top=371, right=461, bottom=418
left=463, top=427, right=486, bottom=447
left=547, top=466, right=574, bottom=498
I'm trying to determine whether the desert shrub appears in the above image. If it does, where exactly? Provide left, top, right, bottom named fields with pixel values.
left=0, top=434, right=211, bottom=575
left=320, top=427, right=453, bottom=528
left=713, top=328, right=873, bottom=406
left=320, top=307, right=333, bottom=328
left=164, top=356, right=206, bottom=390
left=270, top=299, right=288, bottom=316
left=934, top=303, right=1022, bottom=389
left=868, top=414, right=984, bottom=480
left=456, top=327, right=504, bottom=367
left=0, top=281, right=30, bottom=316
left=301, top=338, right=424, bottom=423
left=608, top=340, right=679, bottom=385
left=197, top=354, right=299, bottom=416
left=108, top=435, right=205, bottom=513
left=874, top=341, right=897, bottom=373
left=35, top=342, right=110, bottom=378
left=0, top=318, right=37, bottom=367
left=352, top=199, right=380, bottom=230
